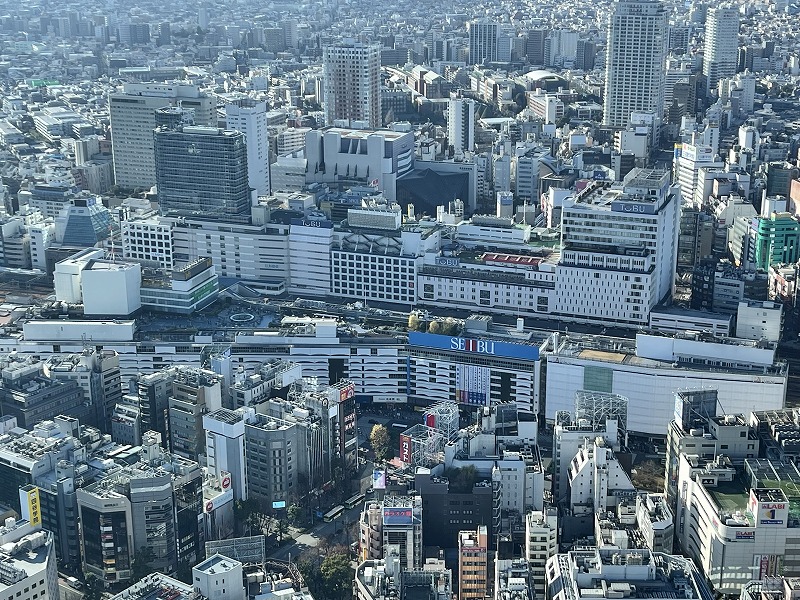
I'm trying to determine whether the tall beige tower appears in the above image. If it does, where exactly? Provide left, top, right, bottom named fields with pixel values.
left=322, top=41, right=381, bottom=129
left=603, top=0, right=668, bottom=129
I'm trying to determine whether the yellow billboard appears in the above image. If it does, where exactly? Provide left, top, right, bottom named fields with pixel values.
left=23, top=486, right=41, bottom=527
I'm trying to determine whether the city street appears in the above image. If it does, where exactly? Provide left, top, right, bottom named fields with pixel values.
left=267, top=504, right=362, bottom=562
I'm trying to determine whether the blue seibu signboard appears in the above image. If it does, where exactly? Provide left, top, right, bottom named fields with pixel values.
left=408, top=332, right=539, bottom=361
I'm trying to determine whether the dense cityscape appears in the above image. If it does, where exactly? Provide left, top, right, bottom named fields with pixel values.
left=0, top=0, right=797, bottom=599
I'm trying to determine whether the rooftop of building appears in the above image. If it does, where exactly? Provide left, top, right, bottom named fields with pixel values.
left=193, top=553, right=241, bottom=575
left=705, top=476, right=751, bottom=513
left=108, top=573, right=198, bottom=600
left=548, top=331, right=785, bottom=376
left=0, top=526, right=52, bottom=594
left=206, top=408, right=244, bottom=426
left=320, top=127, right=410, bottom=141
left=551, top=549, right=713, bottom=600
left=741, top=578, right=800, bottom=600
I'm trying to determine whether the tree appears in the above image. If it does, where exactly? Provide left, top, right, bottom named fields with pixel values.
left=287, top=503, right=305, bottom=527
left=370, top=424, right=390, bottom=462
left=428, top=320, right=442, bottom=334
left=447, top=465, right=478, bottom=493
left=276, top=518, right=289, bottom=543
left=234, top=498, right=259, bottom=522
left=408, top=313, right=421, bottom=331
left=82, top=574, right=103, bottom=600
left=320, top=552, right=354, bottom=600
left=131, top=546, right=156, bottom=581
left=443, top=318, right=459, bottom=336
left=297, top=558, right=323, bottom=596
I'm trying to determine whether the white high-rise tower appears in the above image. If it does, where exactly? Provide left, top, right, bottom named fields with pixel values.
left=703, top=7, right=740, bottom=96
left=225, top=99, right=270, bottom=197
left=447, top=98, right=476, bottom=154
left=322, top=41, right=381, bottom=129
left=603, top=0, right=668, bottom=129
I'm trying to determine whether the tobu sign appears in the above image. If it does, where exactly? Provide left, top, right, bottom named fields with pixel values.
left=610, top=201, right=657, bottom=214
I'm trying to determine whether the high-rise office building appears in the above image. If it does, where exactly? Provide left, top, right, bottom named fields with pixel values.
left=458, top=527, right=489, bottom=600
left=703, top=7, right=740, bottom=95
left=467, top=20, right=499, bottom=65
left=225, top=99, right=270, bottom=197
left=323, top=42, right=381, bottom=129
left=109, top=83, right=214, bottom=190
left=447, top=98, right=476, bottom=154
left=526, top=29, right=547, bottom=65
left=154, top=125, right=251, bottom=223
left=603, top=0, right=668, bottom=128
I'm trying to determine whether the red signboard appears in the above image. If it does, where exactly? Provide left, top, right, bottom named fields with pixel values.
left=399, top=434, right=411, bottom=464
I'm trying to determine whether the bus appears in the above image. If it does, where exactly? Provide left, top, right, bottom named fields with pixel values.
left=391, top=423, right=409, bottom=430
left=323, top=505, right=345, bottom=522
left=345, top=493, right=366, bottom=509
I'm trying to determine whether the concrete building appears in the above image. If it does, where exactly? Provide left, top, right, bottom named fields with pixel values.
left=544, top=332, right=787, bottom=436
left=736, top=301, right=783, bottom=342
left=168, top=367, right=223, bottom=462
left=109, top=83, right=214, bottom=190
left=546, top=548, right=713, bottom=600
left=359, top=496, right=423, bottom=569
left=0, top=419, right=88, bottom=568
left=77, top=435, right=203, bottom=584
left=323, top=42, right=381, bottom=129
left=155, top=126, right=251, bottom=224
left=109, top=574, right=194, bottom=600
left=447, top=98, right=475, bottom=153
left=0, top=519, right=58, bottom=600
left=204, top=408, right=249, bottom=502
left=666, top=395, right=758, bottom=509
left=0, top=355, right=91, bottom=429
left=525, top=509, right=558, bottom=598
left=703, top=7, right=740, bottom=95
left=139, top=258, right=219, bottom=315
left=80, top=260, right=142, bottom=316
left=225, top=99, right=270, bottom=197
left=458, top=526, right=489, bottom=600
left=305, top=128, right=414, bottom=201
left=413, top=469, right=494, bottom=551
left=121, top=213, right=174, bottom=270
left=468, top=20, right=499, bottom=65
left=603, top=0, right=667, bottom=128
left=554, top=169, right=680, bottom=326
left=44, top=348, right=123, bottom=432
left=355, top=551, right=452, bottom=600
left=192, top=554, right=245, bottom=600
left=54, top=248, right=142, bottom=317
left=568, top=437, right=636, bottom=517
left=675, top=456, right=800, bottom=595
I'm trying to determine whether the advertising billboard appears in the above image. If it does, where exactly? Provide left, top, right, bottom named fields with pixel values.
left=399, top=434, right=412, bottom=464
left=382, top=507, right=413, bottom=526
left=754, top=554, right=783, bottom=578
left=372, top=469, right=386, bottom=490
left=408, top=332, right=539, bottom=361
left=455, top=364, right=490, bottom=405
left=20, top=486, right=41, bottom=527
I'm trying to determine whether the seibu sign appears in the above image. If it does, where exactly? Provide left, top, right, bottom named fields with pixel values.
left=450, top=337, right=496, bottom=355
